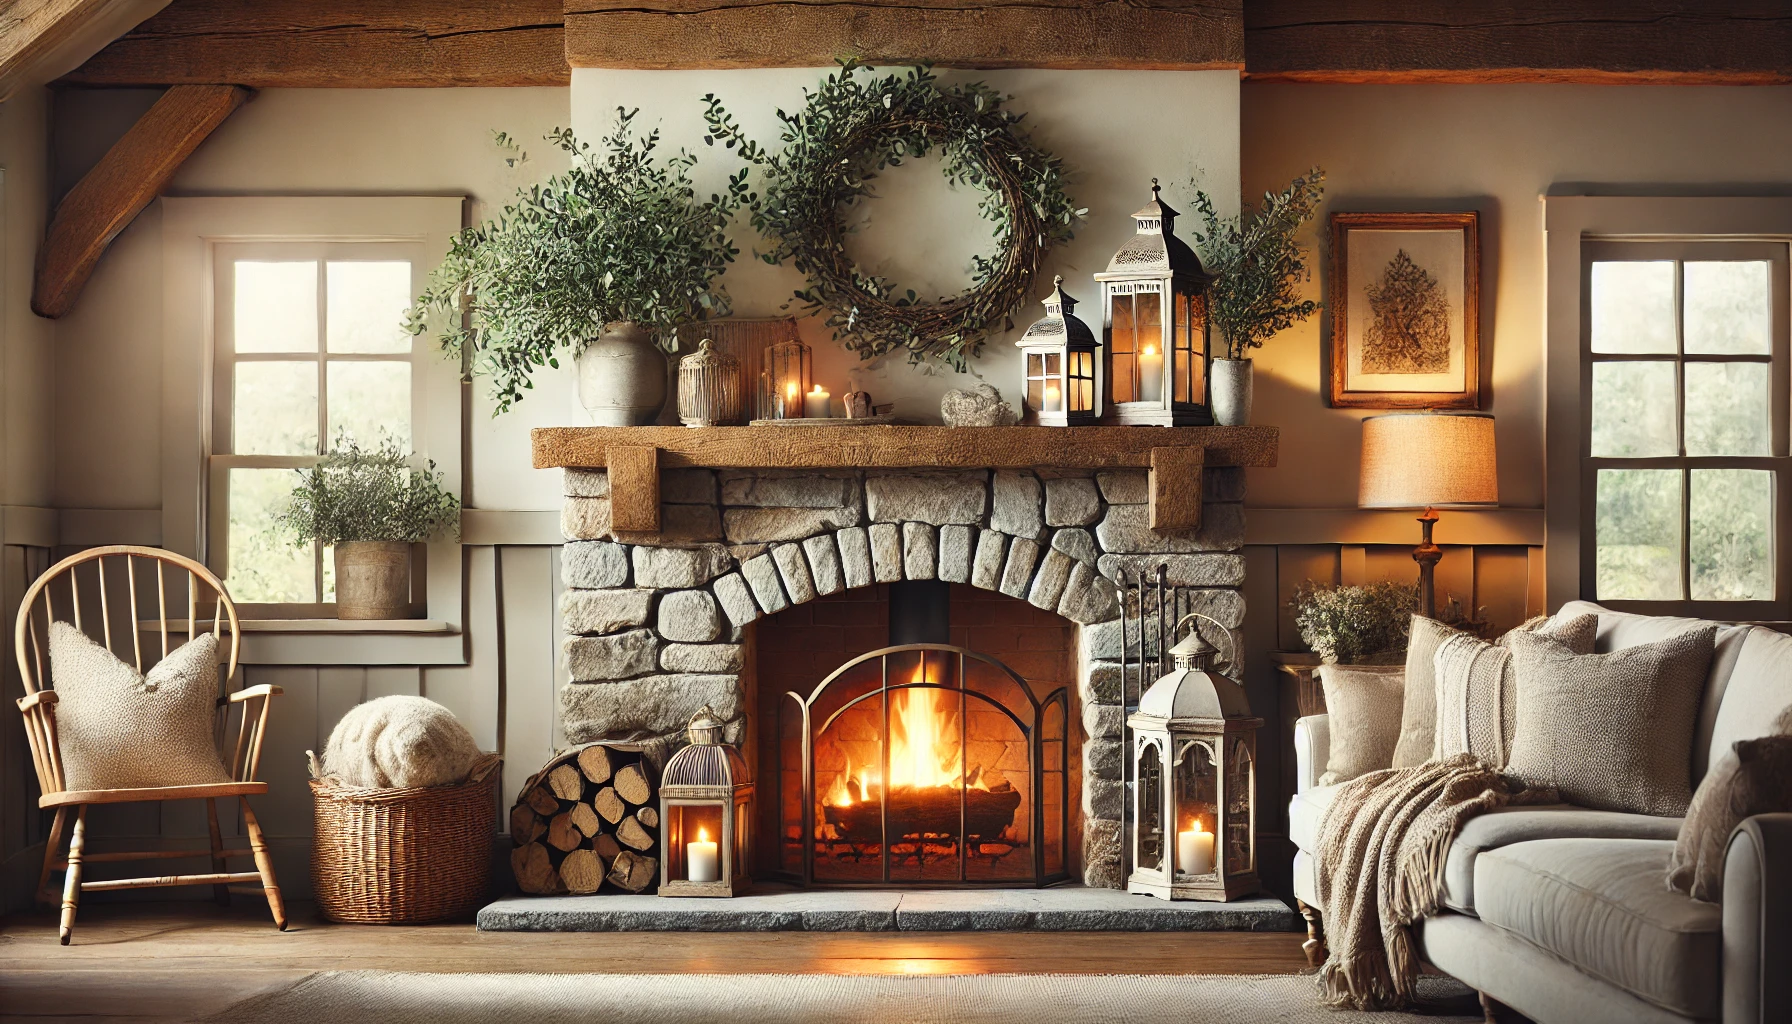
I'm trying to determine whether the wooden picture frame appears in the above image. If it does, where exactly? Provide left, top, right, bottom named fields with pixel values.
left=1328, top=212, right=1480, bottom=409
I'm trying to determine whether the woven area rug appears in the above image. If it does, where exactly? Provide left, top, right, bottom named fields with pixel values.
left=205, top=971, right=1483, bottom=1023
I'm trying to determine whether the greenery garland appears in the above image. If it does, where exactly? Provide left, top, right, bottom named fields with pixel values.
left=703, top=62, right=1083, bottom=370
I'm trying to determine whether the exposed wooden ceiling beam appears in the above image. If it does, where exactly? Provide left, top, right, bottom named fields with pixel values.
left=0, top=0, right=168, bottom=100
left=59, top=0, right=567, bottom=88
left=1244, top=1, right=1792, bottom=85
left=563, top=0, right=1244, bottom=71
left=32, top=84, right=248, bottom=319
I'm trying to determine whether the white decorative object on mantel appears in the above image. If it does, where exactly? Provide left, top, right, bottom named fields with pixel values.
left=940, top=383, right=1019, bottom=426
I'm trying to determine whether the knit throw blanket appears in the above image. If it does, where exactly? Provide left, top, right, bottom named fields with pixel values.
left=1314, top=753, right=1547, bottom=1011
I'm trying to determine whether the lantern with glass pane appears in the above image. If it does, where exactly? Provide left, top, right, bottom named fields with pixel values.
left=1016, top=276, right=1100, bottom=426
left=757, top=337, right=813, bottom=421
left=659, top=706, right=754, bottom=897
left=1095, top=180, right=1213, bottom=426
left=1128, top=615, right=1261, bottom=901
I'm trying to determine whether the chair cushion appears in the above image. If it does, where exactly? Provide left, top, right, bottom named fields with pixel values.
left=1474, top=838, right=1720, bottom=1020
left=50, top=622, right=232, bottom=792
left=1439, top=806, right=1682, bottom=913
left=1505, top=626, right=1715, bottom=816
left=1316, top=663, right=1404, bottom=785
left=1288, top=783, right=1340, bottom=854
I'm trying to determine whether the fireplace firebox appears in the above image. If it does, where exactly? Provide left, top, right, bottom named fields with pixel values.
left=777, top=643, right=1070, bottom=887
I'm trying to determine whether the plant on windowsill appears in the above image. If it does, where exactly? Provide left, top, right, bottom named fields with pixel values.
left=1190, top=169, right=1326, bottom=426
left=1289, top=580, right=1417, bottom=664
left=406, top=109, right=750, bottom=421
left=280, top=437, right=461, bottom=620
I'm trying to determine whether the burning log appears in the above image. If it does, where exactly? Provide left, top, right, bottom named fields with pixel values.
left=823, top=784, right=1023, bottom=846
left=509, top=744, right=659, bottom=895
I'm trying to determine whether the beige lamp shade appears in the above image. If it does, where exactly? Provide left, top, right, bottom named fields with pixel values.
left=1359, top=412, right=1498, bottom=509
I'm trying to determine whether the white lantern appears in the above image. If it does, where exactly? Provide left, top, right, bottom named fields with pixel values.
left=1016, top=276, right=1100, bottom=426
left=1095, top=180, right=1213, bottom=426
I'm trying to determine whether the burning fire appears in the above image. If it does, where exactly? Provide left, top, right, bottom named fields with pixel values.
left=825, top=663, right=991, bottom=807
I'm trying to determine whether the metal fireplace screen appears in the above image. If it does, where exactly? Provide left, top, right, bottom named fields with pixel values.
left=778, top=644, right=1070, bottom=887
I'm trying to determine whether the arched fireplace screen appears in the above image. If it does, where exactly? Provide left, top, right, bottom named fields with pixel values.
left=779, top=644, right=1070, bottom=887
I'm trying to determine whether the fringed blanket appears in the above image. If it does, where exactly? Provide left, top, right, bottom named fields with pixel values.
left=1314, top=753, right=1550, bottom=1011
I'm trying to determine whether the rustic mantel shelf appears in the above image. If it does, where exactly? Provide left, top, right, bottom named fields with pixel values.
left=532, top=425, right=1277, bottom=533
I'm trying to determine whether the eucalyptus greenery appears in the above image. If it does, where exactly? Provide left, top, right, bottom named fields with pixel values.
left=280, top=437, right=461, bottom=546
left=1193, top=169, right=1326, bottom=361
left=407, top=110, right=751, bottom=413
left=702, top=61, right=1083, bottom=369
left=1289, top=580, right=1417, bottom=664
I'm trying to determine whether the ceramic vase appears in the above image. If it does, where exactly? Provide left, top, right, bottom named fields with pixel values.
left=1211, top=358, right=1253, bottom=427
left=577, top=321, right=667, bottom=426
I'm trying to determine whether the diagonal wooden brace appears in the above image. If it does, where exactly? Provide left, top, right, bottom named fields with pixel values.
left=607, top=446, right=661, bottom=533
left=1150, top=446, right=1204, bottom=532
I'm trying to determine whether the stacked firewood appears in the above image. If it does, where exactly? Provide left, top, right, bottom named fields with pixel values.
left=509, top=744, right=659, bottom=895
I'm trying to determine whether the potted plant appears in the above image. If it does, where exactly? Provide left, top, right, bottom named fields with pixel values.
left=1192, top=169, right=1326, bottom=426
left=1289, top=580, right=1417, bottom=664
left=408, top=110, right=750, bottom=419
left=281, top=437, right=461, bottom=619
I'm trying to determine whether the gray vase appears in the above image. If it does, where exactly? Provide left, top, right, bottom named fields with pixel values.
left=577, top=321, right=667, bottom=426
left=1211, top=358, right=1253, bottom=427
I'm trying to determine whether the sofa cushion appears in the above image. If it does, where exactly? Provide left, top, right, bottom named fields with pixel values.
left=1707, top=626, right=1792, bottom=776
left=1432, top=613, right=1598, bottom=767
left=1474, top=838, right=1720, bottom=1020
left=1439, top=806, right=1682, bottom=913
left=1288, top=783, right=1340, bottom=854
left=1316, top=663, right=1405, bottom=785
left=1392, top=616, right=1461, bottom=768
left=1556, top=600, right=1753, bottom=782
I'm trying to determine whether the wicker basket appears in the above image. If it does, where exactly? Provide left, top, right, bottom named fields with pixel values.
left=310, top=752, right=502, bottom=924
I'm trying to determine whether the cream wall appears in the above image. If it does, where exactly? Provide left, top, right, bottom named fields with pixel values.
left=2, top=87, right=55, bottom=509
left=1240, top=83, right=1792, bottom=513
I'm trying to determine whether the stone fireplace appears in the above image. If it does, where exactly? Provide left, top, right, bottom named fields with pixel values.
left=551, top=458, right=1248, bottom=889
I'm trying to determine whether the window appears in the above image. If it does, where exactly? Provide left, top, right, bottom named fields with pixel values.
left=1580, top=241, right=1790, bottom=617
left=210, top=245, right=422, bottom=613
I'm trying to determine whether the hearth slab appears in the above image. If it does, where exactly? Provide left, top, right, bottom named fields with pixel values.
left=477, top=885, right=1298, bottom=933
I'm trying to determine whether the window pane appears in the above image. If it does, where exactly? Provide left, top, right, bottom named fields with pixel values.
left=1590, top=261, right=1676, bottom=354
left=234, top=361, right=318, bottom=455
left=1691, top=469, right=1773, bottom=601
left=1685, top=261, right=1771, bottom=355
left=228, top=468, right=315, bottom=604
left=1596, top=468, right=1683, bottom=600
left=1110, top=295, right=1135, bottom=402
left=327, top=261, right=413, bottom=354
left=234, top=261, right=317, bottom=353
left=1590, top=361, right=1677, bottom=457
left=327, top=360, right=411, bottom=450
left=1685, top=361, right=1770, bottom=456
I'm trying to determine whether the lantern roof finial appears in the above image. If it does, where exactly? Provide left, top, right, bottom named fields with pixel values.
left=1018, top=272, right=1096, bottom=350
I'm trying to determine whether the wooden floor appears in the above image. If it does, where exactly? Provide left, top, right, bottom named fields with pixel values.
left=0, top=900, right=1312, bottom=1022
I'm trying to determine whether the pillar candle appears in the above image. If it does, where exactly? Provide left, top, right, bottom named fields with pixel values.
left=804, top=385, right=832, bottom=418
left=1043, top=382, right=1063, bottom=413
left=688, top=826, right=720, bottom=882
left=1139, top=343, right=1164, bottom=403
left=1177, top=820, right=1214, bottom=876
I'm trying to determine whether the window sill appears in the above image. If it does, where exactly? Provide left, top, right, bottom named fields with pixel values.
left=156, top=618, right=466, bottom=667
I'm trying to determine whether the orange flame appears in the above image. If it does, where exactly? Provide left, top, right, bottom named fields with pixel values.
left=697, top=826, right=710, bottom=843
left=823, top=660, right=991, bottom=807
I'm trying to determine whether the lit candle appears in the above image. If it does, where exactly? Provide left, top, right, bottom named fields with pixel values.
left=1178, top=818, right=1215, bottom=876
left=804, top=384, right=832, bottom=418
left=783, top=380, right=800, bottom=418
left=1043, top=381, right=1062, bottom=413
left=688, top=826, right=719, bottom=883
left=1139, top=342, right=1164, bottom=403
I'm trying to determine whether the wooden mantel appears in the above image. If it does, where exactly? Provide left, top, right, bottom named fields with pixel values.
left=532, top=424, right=1278, bottom=534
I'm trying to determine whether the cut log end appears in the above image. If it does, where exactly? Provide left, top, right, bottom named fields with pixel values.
left=594, top=786, right=626, bottom=824
left=526, top=786, right=560, bottom=816
left=560, top=848, right=605, bottom=895
left=577, top=744, right=615, bottom=785
left=614, top=763, right=651, bottom=805
left=548, top=763, right=585, bottom=801
left=569, top=802, right=601, bottom=838
left=636, top=805, right=659, bottom=829
left=547, top=812, right=582, bottom=853
left=616, top=815, right=654, bottom=852
left=608, top=849, right=657, bottom=893
left=510, top=842, right=562, bottom=895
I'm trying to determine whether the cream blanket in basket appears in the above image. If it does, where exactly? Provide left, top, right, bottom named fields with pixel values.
left=1314, top=753, right=1547, bottom=1011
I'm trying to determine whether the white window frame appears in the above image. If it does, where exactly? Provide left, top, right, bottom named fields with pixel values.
left=162, top=196, right=467, bottom=664
left=1545, top=196, right=1792, bottom=622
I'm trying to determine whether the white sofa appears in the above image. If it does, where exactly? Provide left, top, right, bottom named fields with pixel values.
left=1288, top=601, right=1791, bottom=1024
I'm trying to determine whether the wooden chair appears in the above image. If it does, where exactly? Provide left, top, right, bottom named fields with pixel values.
left=14, top=545, right=286, bottom=944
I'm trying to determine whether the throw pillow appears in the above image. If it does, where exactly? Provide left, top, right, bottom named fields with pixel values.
left=1316, top=663, right=1406, bottom=786
left=1391, top=616, right=1461, bottom=768
left=49, top=621, right=231, bottom=792
left=321, top=695, right=480, bottom=789
left=1506, top=625, right=1717, bottom=816
left=1432, top=612, right=1598, bottom=767
left=1667, top=732, right=1792, bottom=901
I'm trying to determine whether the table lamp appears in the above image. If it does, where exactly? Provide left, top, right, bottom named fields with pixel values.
left=1358, top=411, right=1498, bottom=619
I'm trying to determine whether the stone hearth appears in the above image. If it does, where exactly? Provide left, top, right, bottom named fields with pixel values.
left=555, top=463, right=1247, bottom=889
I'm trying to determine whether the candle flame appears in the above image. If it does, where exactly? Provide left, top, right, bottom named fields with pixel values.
left=810, top=384, right=826, bottom=395
left=1142, top=342, right=1158, bottom=356
left=697, top=826, right=710, bottom=843
left=786, top=381, right=799, bottom=400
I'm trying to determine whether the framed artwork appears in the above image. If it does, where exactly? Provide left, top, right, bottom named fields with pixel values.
left=1328, top=212, right=1480, bottom=409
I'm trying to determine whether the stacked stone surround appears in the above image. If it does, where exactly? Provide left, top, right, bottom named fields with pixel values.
left=556, top=464, right=1247, bottom=888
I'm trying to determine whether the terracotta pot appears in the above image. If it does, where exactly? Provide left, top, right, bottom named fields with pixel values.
left=334, top=541, right=413, bottom=620
left=1211, top=358, right=1253, bottom=426
left=577, top=321, right=667, bottom=426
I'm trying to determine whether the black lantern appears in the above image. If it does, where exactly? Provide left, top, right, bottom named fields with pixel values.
left=1095, top=180, right=1213, bottom=426
left=658, top=707, right=753, bottom=897
left=1017, top=276, right=1100, bottom=426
